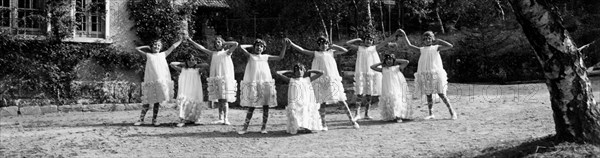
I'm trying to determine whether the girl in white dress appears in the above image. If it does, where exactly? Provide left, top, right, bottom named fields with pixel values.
left=370, top=54, right=412, bottom=122
left=345, top=32, right=401, bottom=120
left=397, top=29, right=457, bottom=120
left=276, top=63, right=324, bottom=134
left=237, top=39, right=287, bottom=134
left=134, top=37, right=183, bottom=126
left=287, top=36, right=359, bottom=130
left=169, top=54, right=209, bottom=127
left=188, top=36, right=239, bottom=125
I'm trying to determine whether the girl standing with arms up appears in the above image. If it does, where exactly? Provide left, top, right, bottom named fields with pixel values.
left=370, top=54, right=412, bottom=122
left=276, top=63, right=324, bottom=134
left=397, top=29, right=457, bottom=120
left=345, top=32, right=401, bottom=120
left=134, top=37, right=183, bottom=126
left=169, top=54, right=209, bottom=127
left=188, top=36, right=239, bottom=125
left=237, top=39, right=287, bottom=134
left=287, top=36, right=359, bottom=130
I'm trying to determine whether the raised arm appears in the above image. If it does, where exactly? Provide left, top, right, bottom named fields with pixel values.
left=370, top=63, right=383, bottom=72
left=268, top=41, right=288, bottom=61
left=169, top=62, right=183, bottom=71
left=308, top=70, right=324, bottom=82
left=187, top=37, right=214, bottom=55
left=287, top=39, right=315, bottom=56
left=345, top=38, right=361, bottom=50
left=275, top=70, right=291, bottom=83
left=239, top=44, right=254, bottom=56
left=435, top=38, right=453, bottom=51
left=224, top=41, right=239, bottom=55
left=135, top=46, right=149, bottom=57
left=397, top=29, right=420, bottom=52
left=375, top=31, right=401, bottom=50
left=331, top=44, right=349, bottom=55
left=396, top=59, right=410, bottom=70
left=164, top=37, right=183, bottom=56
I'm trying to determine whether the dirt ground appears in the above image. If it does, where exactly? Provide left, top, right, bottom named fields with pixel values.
left=1, top=77, right=599, bottom=157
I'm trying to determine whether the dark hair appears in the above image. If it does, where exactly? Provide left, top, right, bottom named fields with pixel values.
left=293, top=63, right=309, bottom=77
left=383, top=54, right=396, bottom=65
left=254, top=39, right=267, bottom=47
left=316, top=36, right=329, bottom=45
left=362, top=34, right=375, bottom=41
left=423, top=31, right=435, bottom=36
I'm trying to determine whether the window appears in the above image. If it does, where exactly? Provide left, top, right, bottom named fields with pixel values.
left=74, top=0, right=106, bottom=39
left=1, top=0, right=110, bottom=42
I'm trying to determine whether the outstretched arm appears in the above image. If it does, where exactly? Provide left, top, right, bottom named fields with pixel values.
left=224, top=41, right=239, bottom=55
left=287, top=39, right=315, bottom=56
left=370, top=63, right=383, bottom=72
left=187, top=37, right=214, bottom=55
left=375, top=31, right=401, bottom=51
left=397, top=29, right=420, bottom=52
left=169, top=62, right=183, bottom=71
left=435, top=38, right=453, bottom=51
left=269, top=40, right=288, bottom=61
left=239, top=44, right=254, bottom=56
left=275, top=70, right=291, bottom=83
left=164, top=37, right=184, bottom=56
left=308, top=70, right=324, bottom=82
left=135, top=46, right=149, bottom=57
left=331, top=44, right=349, bottom=55
left=345, top=38, right=361, bottom=50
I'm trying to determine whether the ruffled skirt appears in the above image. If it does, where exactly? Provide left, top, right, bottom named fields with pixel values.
left=311, top=76, right=347, bottom=104
left=141, top=80, right=174, bottom=105
left=239, top=80, right=277, bottom=107
left=207, top=76, right=237, bottom=102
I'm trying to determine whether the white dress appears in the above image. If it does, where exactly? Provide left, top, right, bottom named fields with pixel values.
left=177, top=68, right=205, bottom=122
left=379, top=65, right=413, bottom=120
left=414, top=45, right=448, bottom=97
left=311, top=50, right=347, bottom=104
left=354, top=46, right=382, bottom=96
left=141, top=52, right=174, bottom=105
left=240, top=54, right=277, bottom=107
left=207, top=50, right=237, bottom=102
left=286, top=77, right=323, bottom=134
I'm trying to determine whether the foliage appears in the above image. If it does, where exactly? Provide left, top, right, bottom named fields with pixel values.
left=128, top=0, right=197, bottom=46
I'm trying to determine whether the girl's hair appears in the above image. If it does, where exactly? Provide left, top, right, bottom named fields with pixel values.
left=316, top=36, right=329, bottom=45
left=254, top=39, right=267, bottom=47
left=383, top=54, right=396, bottom=65
left=423, top=31, right=435, bottom=37
left=362, top=34, right=375, bottom=40
left=184, top=54, right=196, bottom=68
left=214, top=36, right=224, bottom=43
left=292, top=63, right=309, bottom=78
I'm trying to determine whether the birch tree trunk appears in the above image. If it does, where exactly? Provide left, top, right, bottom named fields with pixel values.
left=366, top=0, right=373, bottom=27
left=509, top=0, right=600, bottom=144
left=313, top=1, right=329, bottom=38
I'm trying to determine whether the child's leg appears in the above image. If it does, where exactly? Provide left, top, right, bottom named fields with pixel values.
left=341, top=101, right=359, bottom=129
left=318, top=103, right=328, bottom=130
left=152, top=103, right=160, bottom=126
left=364, top=95, right=372, bottom=119
left=222, top=100, right=230, bottom=125
left=355, top=95, right=363, bottom=119
left=425, top=95, right=435, bottom=119
left=261, top=105, right=269, bottom=133
left=135, top=104, right=150, bottom=125
left=241, top=107, right=256, bottom=132
left=438, top=93, right=457, bottom=119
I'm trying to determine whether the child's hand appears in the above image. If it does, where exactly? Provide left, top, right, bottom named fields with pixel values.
left=396, top=29, right=406, bottom=36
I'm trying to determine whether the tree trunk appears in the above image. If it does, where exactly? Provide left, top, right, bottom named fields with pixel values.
left=379, top=0, right=385, bottom=35
left=433, top=0, right=445, bottom=34
left=509, top=0, right=600, bottom=144
left=366, top=0, right=373, bottom=27
left=313, top=1, right=329, bottom=38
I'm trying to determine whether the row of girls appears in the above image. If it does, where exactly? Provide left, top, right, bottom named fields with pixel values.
left=132, top=29, right=458, bottom=135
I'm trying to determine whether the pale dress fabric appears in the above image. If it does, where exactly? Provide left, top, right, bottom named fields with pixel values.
left=414, top=45, right=448, bottom=98
left=311, top=50, right=347, bottom=104
left=240, top=54, right=277, bottom=107
left=379, top=65, right=413, bottom=120
left=354, top=46, right=382, bottom=96
left=141, top=52, right=174, bottom=105
left=207, top=50, right=237, bottom=102
left=286, top=77, right=323, bottom=134
left=177, top=68, right=205, bottom=122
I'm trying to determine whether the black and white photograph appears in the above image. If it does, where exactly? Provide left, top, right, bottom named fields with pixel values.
left=1, top=0, right=599, bottom=157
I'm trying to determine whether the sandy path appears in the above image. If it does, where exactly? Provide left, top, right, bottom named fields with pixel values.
left=1, top=77, right=598, bottom=157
